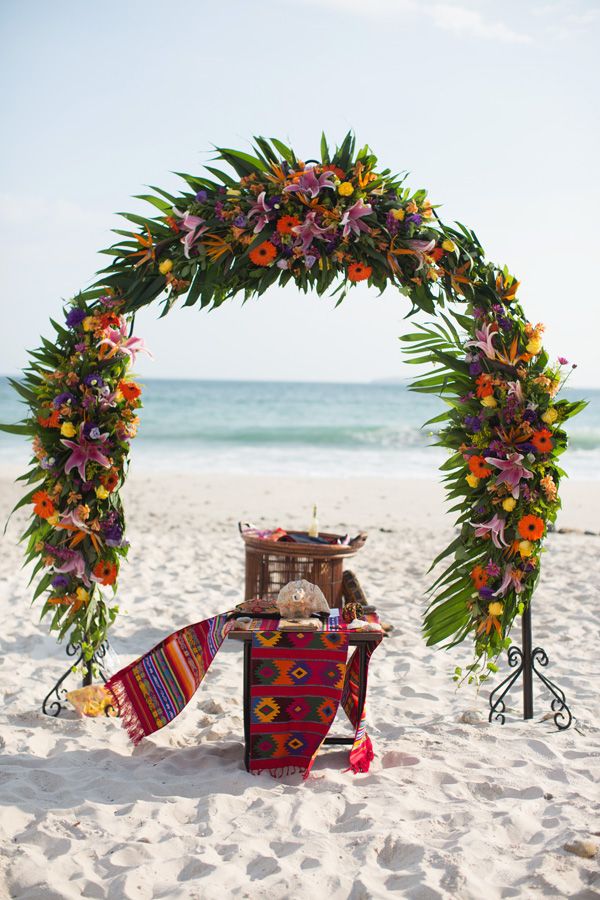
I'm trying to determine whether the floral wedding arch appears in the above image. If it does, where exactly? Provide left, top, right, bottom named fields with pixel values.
left=2, top=133, right=584, bottom=681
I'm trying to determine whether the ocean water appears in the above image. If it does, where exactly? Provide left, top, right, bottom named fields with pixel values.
left=0, top=377, right=598, bottom=479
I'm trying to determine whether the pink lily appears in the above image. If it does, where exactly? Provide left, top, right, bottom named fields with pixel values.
left=405, top=238, right=436, bottom=270
left=247, top=192, right=272, bottom=234
left=340, top=199, right=373, bottom=238
left=471, top=513, right=508, bottom=548
left=284, top=168, right=336, bottom=199
left=506, top=380, right=524, bottom=404
left=59, top=509, right=91, bottom=532
left=52, top=548, right=86, bottom=580
left=485, top=452, right=533, bottom=499
left=291, top=211, right=332, bottom=253
left=61, top=427, right=111, bottom=481
left=177, top=213, right=208, bottom=258
left=98, top=321, right=153, bottom=365
left=493, top=565, right=524, bottom=598
left=466, top=322, right=498, bottom=360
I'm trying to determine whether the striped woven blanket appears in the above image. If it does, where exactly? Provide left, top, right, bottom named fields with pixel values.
left=106, top=612, right=379, bottom=776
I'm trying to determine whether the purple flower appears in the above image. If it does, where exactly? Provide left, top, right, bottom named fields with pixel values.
left=51, top=574, right=70, bottom=589
left=479, top=587, right=495, bottom=601
left=405, top=213, right=422, bottom=226
left=340, top=199, right=373, bottom=239
left=485, top=452, right=534, bottom=499
left=75, top=342, right=86, bottom=352
left=84, top=373, right=104, bottom=389
left=53, top=392, right=75, bottom=408
left=305, top=255, right=317, bottom=269
left=233, top=215, right=247, bottom=228
left=65, top=308, right=86, bottom=328
left=386, top=212, right=401, bottom=235
left=284, top=168, right=336, bottom=199
left=103, top=522, right=124, bottom=547
left=522, top=409, right=537, bottom=424
left=195, top=189, right=208, bottom=203
left=464, top=415, right=482, bottom=432
left=485, top=561, right=501, bottom=577
left=469, top=360, right=483, bottom=376
left=558, top=357, right=568, bottom=365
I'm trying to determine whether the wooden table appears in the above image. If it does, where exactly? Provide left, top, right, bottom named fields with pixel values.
left=228, top=628, right=382, bottom=772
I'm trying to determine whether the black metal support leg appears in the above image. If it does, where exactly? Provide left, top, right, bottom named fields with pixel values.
left=488, top=606, right=572, bottom=730
left=42, top=641, right=110, bottom=717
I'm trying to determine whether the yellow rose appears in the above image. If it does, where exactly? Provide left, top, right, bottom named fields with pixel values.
left=96, top=485, right=109, bottom=500
left=159, top=258, right=173, bottom=275
left=338, top=182, right=354, bottom=197
left=82, top=316, right=95, bottom=332
left=519, top=540, right=534, bottom=558
left=76, top=587, right=89, bottom=604
left=441, top=239, right=456, bottom=252
left=526, top=338, right=543, bottom=355
left=541, top=407, right=558, bottom=425
left=391, top=208, right=405, bottom=221
left=60, top=422, right=77, bottom=438
left=226, top=188, right=241, bottom=197
left=488, top=601, right=504, bottom=617
left=466, top=474, right=480, bottom=488
left=481, top=396, right=498, bottom=408
left=502, top=497, right=517, bottom=512
left=47, top=513, right=59, bottom=527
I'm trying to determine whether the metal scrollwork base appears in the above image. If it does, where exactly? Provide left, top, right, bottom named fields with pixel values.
left=42, top=641, right=110, bottom=717
left=488, top=607, right=572, bottom=731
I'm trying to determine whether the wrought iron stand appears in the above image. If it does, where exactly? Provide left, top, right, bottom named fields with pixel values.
left=488, top=606, right=572, bottom=729
left=42, top=641, right=110, bottom=717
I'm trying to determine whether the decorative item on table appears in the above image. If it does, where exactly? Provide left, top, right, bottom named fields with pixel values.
left=234, top=597, right=280, bottom=616
left=241, top=525, right=367, bottom=609
left=66, top=684, right=118, bottom=717
left=276, top=579, right=329, bottom=620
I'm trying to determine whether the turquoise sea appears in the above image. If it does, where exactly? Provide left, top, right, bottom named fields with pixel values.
left=0, top=377, right=598, bottom=479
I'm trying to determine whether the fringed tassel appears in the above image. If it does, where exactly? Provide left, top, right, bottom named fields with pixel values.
left=347, top=735, right=375, bottom=774
left=250, top=766, right=305, bottom=778
left=105, top=677, right=146, bottom=746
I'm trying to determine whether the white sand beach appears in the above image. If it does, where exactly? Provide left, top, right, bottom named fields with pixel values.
left=0, top=472, right=599, bottom=900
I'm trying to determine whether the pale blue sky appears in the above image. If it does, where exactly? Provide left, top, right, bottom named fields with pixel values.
left=1, top=0, right=599, bottom=385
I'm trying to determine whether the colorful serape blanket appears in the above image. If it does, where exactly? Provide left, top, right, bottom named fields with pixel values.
left=248, top=631, right=349, bottom=778
left=106, top=613, right=234, bottom=745
left=343, top=642, right=377, bottom=773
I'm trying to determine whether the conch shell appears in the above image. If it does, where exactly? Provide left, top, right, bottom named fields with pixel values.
left=276, top=579, right=329, bottom=620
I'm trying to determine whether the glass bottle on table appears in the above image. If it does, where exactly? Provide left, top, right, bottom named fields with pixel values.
left=308, top=504, right=319, bottom=538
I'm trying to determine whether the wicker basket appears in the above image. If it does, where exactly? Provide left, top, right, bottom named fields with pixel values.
left=242, top=531, right=367, bottom=609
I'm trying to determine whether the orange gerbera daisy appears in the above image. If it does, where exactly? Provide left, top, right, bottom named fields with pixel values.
left=93, top=560, right=118, bottom=586
left=531, top=428, right=554, bottom=453
left=119, top=380, right=142, bottom=402
left=470, top=564, right=488, bottom=589
left=32, top=490, right=55, bottom=519
left=249, top=241, right=277, bottom=266
left=517, top=514, right=545, bottom=541
left=468, top=455, right=492, bottom=478
left=322, top=164, right=346, bottom=179
left=101, top=470, right=120, bottom=492
left=347, top=262, right=372, bottom=283
left=38, top=408, right=60, bottom=428
left=276, top=215, right=300, bottom=235
left=476, top=374, right=494, bottom=399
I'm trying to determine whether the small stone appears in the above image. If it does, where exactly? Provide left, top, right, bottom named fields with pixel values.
left=459, top=709, right=484, bottom=725
left=543, top=792, right=554, bottom=801
left=564, top=840, right=598, bottom=859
